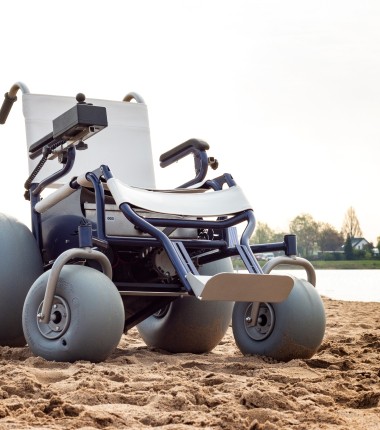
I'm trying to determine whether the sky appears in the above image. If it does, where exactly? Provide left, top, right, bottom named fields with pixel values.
left=1, top=0, right=380, bottom=244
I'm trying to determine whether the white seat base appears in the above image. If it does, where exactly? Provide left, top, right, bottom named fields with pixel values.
left=107, top=177, right=253, bottom=217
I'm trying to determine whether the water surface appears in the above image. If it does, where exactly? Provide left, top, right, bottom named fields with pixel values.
left=276, top=269, right=380, bottom=302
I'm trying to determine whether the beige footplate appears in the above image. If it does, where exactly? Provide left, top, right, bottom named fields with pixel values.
left=186, top=272, right=294, bottom=302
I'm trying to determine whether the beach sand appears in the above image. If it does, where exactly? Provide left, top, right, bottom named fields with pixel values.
left=0, top=297, right=379, bottom=429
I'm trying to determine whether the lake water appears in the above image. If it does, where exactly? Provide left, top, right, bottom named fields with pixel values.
left=275, top=269, right=380, bottom=302
left=236, top=268, right=380, bottom=302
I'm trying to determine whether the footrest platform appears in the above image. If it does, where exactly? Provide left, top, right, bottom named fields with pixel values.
left=186, top=272, right=294, bottom=302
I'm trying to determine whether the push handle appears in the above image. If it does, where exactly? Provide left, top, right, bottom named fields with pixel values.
left=0, top=82, right=29, bottom=124
left=123, top=92, right=145, bottom=103
left=0, top=92, right=17, bottom=124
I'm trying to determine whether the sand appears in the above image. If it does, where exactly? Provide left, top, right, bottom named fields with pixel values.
left=0, top=297, right=379, bottom=430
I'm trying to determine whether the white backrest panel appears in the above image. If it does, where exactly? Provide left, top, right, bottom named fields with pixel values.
left=22, top=94, right=156, bottom=188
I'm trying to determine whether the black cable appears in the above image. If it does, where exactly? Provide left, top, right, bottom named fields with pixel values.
left=24, top=140, right=65, bottom=199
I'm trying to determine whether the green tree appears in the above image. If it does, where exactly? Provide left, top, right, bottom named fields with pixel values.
left=272, top=231, right=289, bottom=243
left=318, top=223, right=343, bottom=252
left=344, top=235, right=354, bottom=260
left=341, top=206, right=363, bottom=239
left=250, top=222, right=275, bottom=244
left=289, top=214, right=319, bottom=257
left=375, top=236, right=380, bottom=259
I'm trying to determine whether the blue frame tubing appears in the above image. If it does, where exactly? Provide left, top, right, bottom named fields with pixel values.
left=27, top=150, right=297, bottom=287
left=99, top=165, right=264, bottom=289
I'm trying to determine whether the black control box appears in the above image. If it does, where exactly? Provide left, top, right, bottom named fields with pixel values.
left=52, top=103, right=108, bottom=141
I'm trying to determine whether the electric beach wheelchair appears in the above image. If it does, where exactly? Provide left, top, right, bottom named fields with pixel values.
left=0, top=82, right=325, bottom=363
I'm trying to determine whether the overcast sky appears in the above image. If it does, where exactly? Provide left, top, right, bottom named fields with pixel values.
left=1, top=0, right=380, bottom=243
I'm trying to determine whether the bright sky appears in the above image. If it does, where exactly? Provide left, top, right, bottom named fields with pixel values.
left=1, top=0, right=380, bottom=243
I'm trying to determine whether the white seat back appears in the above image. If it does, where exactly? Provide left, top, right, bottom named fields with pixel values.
left=22, top=94, right=156, bottom=188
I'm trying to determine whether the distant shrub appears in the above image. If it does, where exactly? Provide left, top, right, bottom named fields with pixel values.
left=353, top=249, right=366, bottom=260
left=332, top=252, right=343, bottom=260
left=318, top=252, right=343, bottom=261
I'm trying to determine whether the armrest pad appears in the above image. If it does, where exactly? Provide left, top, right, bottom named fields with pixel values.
left=159, top=138, right=209, bottom=164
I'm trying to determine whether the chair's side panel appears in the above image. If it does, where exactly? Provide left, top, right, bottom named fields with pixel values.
left=22, top=94, right=156, bottom=188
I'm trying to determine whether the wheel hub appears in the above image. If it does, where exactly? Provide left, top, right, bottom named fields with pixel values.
left=36, top=296, right=70, bottom=339
left=152, top=249, right=176, bottom=280
left=244, top=302, right=275, bottom=341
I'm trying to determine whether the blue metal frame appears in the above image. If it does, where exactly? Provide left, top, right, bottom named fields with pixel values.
left=29, top=153, right=296, bottom=282
left=32, top=146, right=76, bottom=196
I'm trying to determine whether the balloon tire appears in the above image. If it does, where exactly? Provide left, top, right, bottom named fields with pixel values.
left=22, top=265, right=125, bottom=363
left=137, top=259, right=234, bottom=353
left=0, top=213, right=43, bottom=346
left=232, top=277, right=326, bottom=361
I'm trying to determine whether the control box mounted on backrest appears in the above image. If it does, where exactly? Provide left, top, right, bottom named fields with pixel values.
left=23, top=92, right=156, bottom=189
left=28, top=97, right=108, bottom=160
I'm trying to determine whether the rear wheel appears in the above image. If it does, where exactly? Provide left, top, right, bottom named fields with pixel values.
left=232, top=277, right=325, bottom=361
left=0, top=214, right=43, bottom=346
left=137, top=258, right=234, bottom=353
left=22, top=265, right=125, bottom=362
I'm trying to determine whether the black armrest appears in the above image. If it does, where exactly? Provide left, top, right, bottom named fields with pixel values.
left=159, top=138, right=216, bottom=188
left=159, top=138, right=209, bottom=167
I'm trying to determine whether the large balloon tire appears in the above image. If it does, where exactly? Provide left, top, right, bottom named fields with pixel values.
left=22, top=265, right=125, bottom=363
left=0, top=213, right=43, bottom=346
left=232, top=277, right=326, bottom=361
left=137, top=258, right=234, bottom=353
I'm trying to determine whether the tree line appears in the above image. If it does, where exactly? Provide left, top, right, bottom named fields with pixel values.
left=250, top=206, right=379, bottom=259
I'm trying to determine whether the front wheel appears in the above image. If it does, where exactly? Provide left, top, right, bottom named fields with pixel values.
left=137, top=258, right=234, bottom=353
left=232, top=277, right=325, bottom=361
left=22, top=265, right=125, bottom=363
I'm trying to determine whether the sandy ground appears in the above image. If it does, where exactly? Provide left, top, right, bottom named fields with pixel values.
left=0, top=297, right=379, bottom=430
